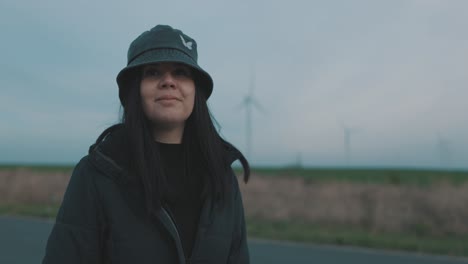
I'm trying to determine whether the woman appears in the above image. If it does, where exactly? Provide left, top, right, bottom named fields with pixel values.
left=42, top=25, right=250, bottom=264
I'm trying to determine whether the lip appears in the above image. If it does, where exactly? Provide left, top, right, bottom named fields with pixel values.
left=156, top=95, right=181, bottom=101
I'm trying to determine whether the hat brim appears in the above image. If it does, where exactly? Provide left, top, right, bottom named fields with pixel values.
left=116, top=48, right=213, bottom=105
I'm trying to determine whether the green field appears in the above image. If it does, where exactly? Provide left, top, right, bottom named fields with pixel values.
left=0, top=204, right=60, bottom=219
left=247, top=217, right=468, bottom=257
left=0, top=164, right=74, bottom=173
left=237, top=167, right=468, bottom=186
left=3, top=164, right=468, bottom=186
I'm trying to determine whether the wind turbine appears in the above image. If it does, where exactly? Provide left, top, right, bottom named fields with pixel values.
left=295, top=152, right=303, bottom=168
left=436, top=133, right=450, bottom=167
left=340, top=123, right=359, bottom=166
left=238, top=70, right=264, bottom=159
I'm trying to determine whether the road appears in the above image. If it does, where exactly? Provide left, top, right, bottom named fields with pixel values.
left=1, top=216, right=467, bottom=264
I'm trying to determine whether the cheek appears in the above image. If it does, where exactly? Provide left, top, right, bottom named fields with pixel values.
left=140, top=82, right=152, bottom=100
left=139, top=82, right=155, bottom=113
left=186, top=88, right=196, bottom=113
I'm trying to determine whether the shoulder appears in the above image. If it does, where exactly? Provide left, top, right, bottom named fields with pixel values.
left=65, top=156, right=101, bottom=196
left=74, top=155, right=94, bottom=173
left=65, top=153, right=119, bottom=203
left=56, top=155, right=105, bottom=227
left=69, top=156, right=97, bottom=182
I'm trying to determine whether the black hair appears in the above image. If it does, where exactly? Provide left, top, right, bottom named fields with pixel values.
left=120, top=69, right=250, bottom=217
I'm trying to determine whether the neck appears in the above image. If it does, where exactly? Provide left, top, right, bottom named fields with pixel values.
left=151, top=124, right=185, bottom=144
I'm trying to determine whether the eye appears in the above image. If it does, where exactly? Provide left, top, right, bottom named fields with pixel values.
left=142, top=66, right=161, bottom=78
left=174, top=67, right=192, bottom=78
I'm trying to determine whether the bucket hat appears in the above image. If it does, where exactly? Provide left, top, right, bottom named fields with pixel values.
left=116, top=25, right=213, bottom=105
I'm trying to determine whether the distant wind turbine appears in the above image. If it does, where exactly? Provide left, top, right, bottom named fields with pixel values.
left=237, top=70, right=265, bottom=159
left=295, top=152, right=303, bottom=168
left=340, top=124, right=359, bottom=166
left=436, top=133, right=451, bottom=167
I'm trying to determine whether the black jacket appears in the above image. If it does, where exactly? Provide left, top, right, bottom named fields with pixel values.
left=42, top=127, right=249, bottom=264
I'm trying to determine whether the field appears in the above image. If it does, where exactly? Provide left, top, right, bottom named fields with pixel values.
left=1, top=166, right=468, bottom=256
left=235, top=166, right=468, bottom=185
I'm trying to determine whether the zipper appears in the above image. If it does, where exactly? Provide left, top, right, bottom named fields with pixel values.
left=162, top=199, right=210, bottom=264
left=161, top=207, right=186, bottom=264
left=188, top=198, right=210, bottom=262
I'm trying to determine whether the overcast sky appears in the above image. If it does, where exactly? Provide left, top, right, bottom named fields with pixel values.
left=1, top=0, right=467, bottom=169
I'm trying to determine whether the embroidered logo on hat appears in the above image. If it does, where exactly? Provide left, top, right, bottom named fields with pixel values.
left=179, top=35, right=193, bottom=50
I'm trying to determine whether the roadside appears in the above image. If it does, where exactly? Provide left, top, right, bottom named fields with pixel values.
left=2, top=168, right=468, bottom=257
left=3, top=215, right=468, bottom=264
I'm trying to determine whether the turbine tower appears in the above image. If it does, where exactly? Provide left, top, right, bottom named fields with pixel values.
left=436, top=133, right=450, bottom=167
left=341, top=124, right=358, bottom=166
left=238, top=70, right=264, bottom=159
left=295, top=152, right=303, bottom=168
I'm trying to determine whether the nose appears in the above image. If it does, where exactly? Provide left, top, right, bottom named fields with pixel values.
left=160, top=72, right=176, bottom=89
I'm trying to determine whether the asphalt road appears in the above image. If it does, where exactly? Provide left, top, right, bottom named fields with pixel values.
left=1, top=216, right=468, bottom=264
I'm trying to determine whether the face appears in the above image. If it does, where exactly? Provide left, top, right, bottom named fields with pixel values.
left=140, top=62, right=196, bottom=130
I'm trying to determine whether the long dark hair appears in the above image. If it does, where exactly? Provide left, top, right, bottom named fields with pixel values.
left=121, top=70, right=250, bottom=217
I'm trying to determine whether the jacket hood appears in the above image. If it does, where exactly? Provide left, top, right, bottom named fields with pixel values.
left=87, top=124, right=131, bottom=184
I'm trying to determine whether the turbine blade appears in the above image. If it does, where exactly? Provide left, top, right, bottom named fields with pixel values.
left=234, top=97, right=249, bottom=110
left=251, top=97, right=266, bottom=114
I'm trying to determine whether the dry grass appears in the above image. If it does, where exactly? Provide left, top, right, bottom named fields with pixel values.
left=239, top=174, right=468, bottom=236
left=2, top=169, right=468, bottom=236
left=0, top=169, right=70, bottom=204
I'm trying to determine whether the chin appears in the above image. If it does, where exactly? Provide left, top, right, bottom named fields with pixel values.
left=150, top=116, right=188, bottom=127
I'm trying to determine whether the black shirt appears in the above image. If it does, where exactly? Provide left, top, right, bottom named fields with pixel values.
left=158, top=142, right=204, bottom=259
